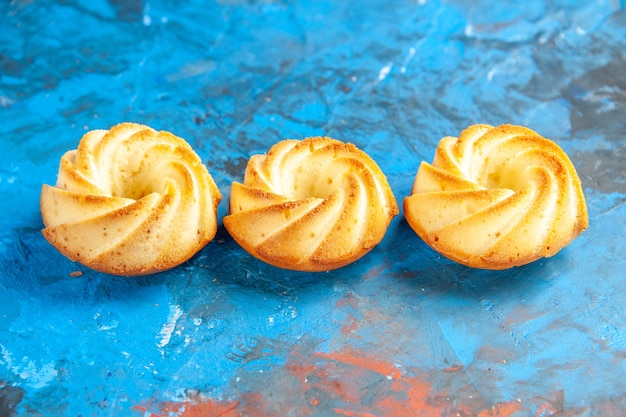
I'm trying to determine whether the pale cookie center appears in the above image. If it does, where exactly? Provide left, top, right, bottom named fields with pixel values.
left=476, top=157, right=527, bottom=192
left=109, top=152, right=166, bottom=200
left=289, top=165, right=343, bottom=200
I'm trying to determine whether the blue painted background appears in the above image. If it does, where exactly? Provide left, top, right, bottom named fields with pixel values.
left=1, top=0, right=625, bottom=416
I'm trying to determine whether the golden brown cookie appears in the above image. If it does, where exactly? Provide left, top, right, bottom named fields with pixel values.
left=224, top=137, right=398, bottom=271
left=404, top=124, right=588, bottom=270
left=41, top=122, right=221, bottom=276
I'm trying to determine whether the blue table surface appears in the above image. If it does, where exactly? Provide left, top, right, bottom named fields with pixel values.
left=1, top=0, right=625, bottom=416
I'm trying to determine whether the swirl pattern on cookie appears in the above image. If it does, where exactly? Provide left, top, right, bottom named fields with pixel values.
left=404, top=124, right=588, bottom=270
left=40, top=122, right=221, bottom=276
left=223, top=137, right=398, bottom=271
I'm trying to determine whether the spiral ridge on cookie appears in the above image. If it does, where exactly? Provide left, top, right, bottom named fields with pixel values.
left=223, top=137, right=398, bottom=272
left=40, top=122, right=221, bottom=276
left=404, top=124, right=588, bottom=270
